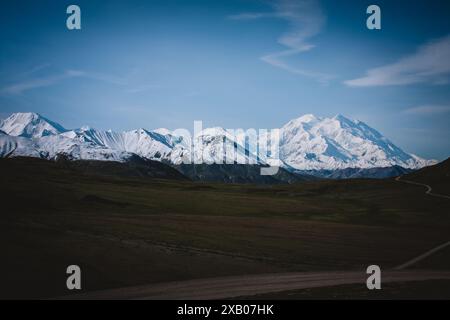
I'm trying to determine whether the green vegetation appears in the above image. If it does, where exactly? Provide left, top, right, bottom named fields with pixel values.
left=404, top=157, right=450, bottom=195
left=0, top=157, right=449, bottom=299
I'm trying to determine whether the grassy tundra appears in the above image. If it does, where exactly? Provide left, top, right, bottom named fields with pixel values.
left=0, top=157, right=449, bottom=299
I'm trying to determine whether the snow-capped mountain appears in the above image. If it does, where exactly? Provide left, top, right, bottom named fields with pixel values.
left=61, top=127, right=174, bottom=160
left=191, top=127, right=262, bottom=165
left=0, top=113, right=132, bottom=161
left=0, top=112, right=436, bottom=171
left=0, top=113, right=258, bottom=165
left=0, top=128, right=131, bottom=161
left=278, top=114, right=434, bottom=170
left=0, top=112, right=66, bottom=138
left=0, top=132, right=41, bottom=158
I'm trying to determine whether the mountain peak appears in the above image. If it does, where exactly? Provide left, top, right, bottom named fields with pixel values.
left=80, top=125, right=92, bottom=132
left=0, top=112, right=435, bottom=171
left=280, top=113, right=431, bottom=170
left=7, top=112, right=41, bottom=122
left=333, top=113, right=348, bottom=120
left=0, top=112, right=66, bottom=138
left=296, top=114, right=318, bottom=123
left=332, top=114, right=359, bottom=126
left=283, top=114, right=319, bottom=130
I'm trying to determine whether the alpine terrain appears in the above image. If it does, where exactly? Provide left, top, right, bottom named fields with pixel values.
left=0, top=112, right=436, bottom=178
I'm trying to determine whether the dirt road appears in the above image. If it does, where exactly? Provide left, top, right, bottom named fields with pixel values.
left=62, top=270, right=450, bottom=300
left=395, top=175, right=450, bottom=199
left=61, top=175, right=450, bottom=300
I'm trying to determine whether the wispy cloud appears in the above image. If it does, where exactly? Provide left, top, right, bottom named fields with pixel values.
left=403, top=105, right=450, bottom=115
left=19, top=63, right=52, bottom=78
left=0, top=71, right=82, bottom=95
left=345, top=35, right=450, bottom=87
left=79, top=71, right=128, bottom=86
left=228, top=0, right=334, bottom=83
left=0, top=68, right=128, bottom=95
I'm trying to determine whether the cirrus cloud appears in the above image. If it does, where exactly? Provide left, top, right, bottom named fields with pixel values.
left=228, top=0, right=334, bottom=84
left=402, top=105, right=450, bottom=115
left=0, top=68, right=128, bottom=96
left=345, top=35, right=450, bottom=87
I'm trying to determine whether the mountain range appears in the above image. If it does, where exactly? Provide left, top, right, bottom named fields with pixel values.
left=0, top=112, right=437, bottom=179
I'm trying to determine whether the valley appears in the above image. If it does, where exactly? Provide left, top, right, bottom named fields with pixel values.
left=1, top=0, right=449, bottom=303
left=0, top=157, right=449, bottom=299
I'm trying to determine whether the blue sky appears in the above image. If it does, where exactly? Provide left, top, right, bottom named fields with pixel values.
left=0, top=0, right=449, bottom=159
